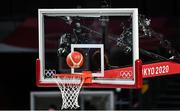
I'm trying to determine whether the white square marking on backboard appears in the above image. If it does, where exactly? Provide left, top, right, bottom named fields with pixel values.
left=71, top=44, right=104, bottom=77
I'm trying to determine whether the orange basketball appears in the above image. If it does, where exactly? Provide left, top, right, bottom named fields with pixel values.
left=66, top=51, right=84, bottom=68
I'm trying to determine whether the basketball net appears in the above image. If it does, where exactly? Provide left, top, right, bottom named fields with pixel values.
left=53, top=74, right=85, bottom=109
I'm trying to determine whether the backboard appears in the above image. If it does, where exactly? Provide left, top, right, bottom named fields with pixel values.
left=36, top=8, right=142, bottom=88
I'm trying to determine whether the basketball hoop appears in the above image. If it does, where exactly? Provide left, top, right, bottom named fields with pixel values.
left=53, top=71, right=92, bottom=109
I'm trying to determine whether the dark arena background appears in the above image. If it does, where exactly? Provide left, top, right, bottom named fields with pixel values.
left=0, top=0, right=180, bottom=110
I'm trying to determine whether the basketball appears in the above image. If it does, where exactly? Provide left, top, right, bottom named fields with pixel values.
left=66, top=51, right=84, bottom=68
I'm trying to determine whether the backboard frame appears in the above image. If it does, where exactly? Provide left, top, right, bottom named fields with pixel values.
left=37, top=8, right=141, bottom=88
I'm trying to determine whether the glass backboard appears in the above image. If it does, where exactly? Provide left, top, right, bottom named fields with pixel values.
left=36, top=8, right=141, bottom=88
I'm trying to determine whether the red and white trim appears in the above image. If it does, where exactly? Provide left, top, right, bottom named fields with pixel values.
left=36, top=59, right=180, bottom=88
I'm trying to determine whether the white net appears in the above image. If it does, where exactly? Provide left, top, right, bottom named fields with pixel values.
left=54, top=75, right=84, bottom=109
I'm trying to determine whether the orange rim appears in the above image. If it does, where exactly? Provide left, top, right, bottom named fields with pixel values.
left=53, top=73, right=83, bottom=78
left=53, top=71, right=92, bottom=84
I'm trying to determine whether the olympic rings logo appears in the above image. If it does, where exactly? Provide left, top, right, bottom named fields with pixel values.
left=120, top=71, right=133, bottom=79
left=44, top=69, right=56, bottom=78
